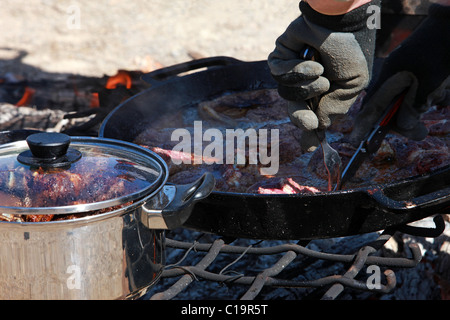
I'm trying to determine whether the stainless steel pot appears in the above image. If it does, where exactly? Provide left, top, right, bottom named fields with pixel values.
left=0, top=132, right=215, bottom=299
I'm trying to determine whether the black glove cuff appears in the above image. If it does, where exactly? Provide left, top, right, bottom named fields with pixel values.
left=299, top=0, right=380, bottom=32
left=429, top=4, right=450, bottom=18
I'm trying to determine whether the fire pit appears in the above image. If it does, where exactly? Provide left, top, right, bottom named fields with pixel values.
left=1, top=60, right=450, bottom=300
left=1, top=4, right=449, bottom=297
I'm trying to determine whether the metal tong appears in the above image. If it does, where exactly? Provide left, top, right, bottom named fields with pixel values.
left=334, top=90, right=408, bottom=191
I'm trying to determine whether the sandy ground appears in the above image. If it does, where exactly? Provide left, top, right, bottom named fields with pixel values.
left=0, top=0, right=300, bottom=79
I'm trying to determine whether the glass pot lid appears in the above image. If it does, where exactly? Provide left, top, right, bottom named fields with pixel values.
left=0, top=133, right=167, bottom=215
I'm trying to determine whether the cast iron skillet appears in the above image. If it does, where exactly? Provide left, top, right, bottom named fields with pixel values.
left=99, top=57, right=450, bottom=240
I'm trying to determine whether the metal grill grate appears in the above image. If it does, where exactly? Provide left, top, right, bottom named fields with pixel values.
left=149, top=215, right=446, bottom=300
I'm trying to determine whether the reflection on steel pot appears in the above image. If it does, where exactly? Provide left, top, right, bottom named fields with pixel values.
left=0, top=132, right=215, bottom=299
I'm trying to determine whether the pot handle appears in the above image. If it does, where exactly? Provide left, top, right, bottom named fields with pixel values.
left=141, top=56, right=243, bottom=85
left=367, top=185, right=450, bottom=213
left=144, top=173, right=215, bottom=230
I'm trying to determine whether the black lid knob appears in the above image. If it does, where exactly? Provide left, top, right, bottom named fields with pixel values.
left=27, top=133, right=71, bottom=159
left=18, top=133, right=81, bottom=168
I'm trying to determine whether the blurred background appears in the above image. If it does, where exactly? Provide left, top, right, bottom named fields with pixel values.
left=0, top=0, right=299, bottom=79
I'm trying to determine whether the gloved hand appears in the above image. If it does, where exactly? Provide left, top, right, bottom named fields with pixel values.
left=268, top=1, right=379, bottom=152
left=350, top=4, right=450, bottom=145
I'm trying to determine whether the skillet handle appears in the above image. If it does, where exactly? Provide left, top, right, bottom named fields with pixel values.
left=143, top=173, right=215, bottom=230
left=368, top=186, right=450, bottom=212
left=141, top=56, right=243, bottom=85
left=396, top=215, right=446, bottom=238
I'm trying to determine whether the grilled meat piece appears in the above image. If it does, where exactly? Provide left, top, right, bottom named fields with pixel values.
left=0, top=156, right=147, bottom=222
left=198, top=89, right=282, bottom=125
left=247, top=177, right=321, bottom=194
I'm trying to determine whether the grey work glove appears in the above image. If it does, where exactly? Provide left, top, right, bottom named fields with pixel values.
left=350, top=4, right=450, bottom=145
left=268, top=1, right=379, bottom=152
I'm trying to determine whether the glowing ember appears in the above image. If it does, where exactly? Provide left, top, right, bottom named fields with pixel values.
left=15, top=87, right=35, bottom=106
left=105, top=70, right=132, bottom=89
